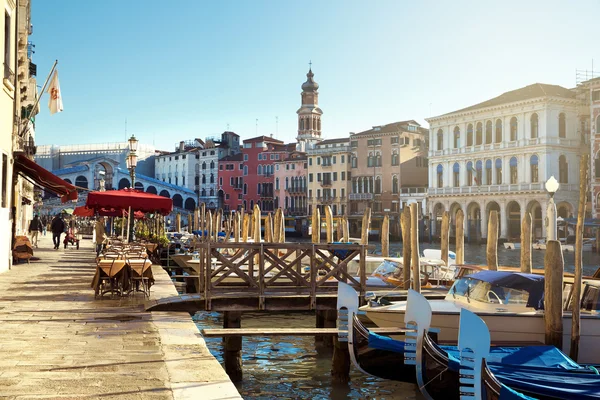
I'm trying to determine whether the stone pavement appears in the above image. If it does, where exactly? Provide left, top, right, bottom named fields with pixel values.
left=0, top=235, right=241, bottom=400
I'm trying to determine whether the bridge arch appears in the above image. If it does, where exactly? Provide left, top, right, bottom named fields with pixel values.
left=118, top=178, right=130, bottom=189
left=184, top=198, right=196, bottom=211
left=173, top=194, right=183, bottom=208
left=134, top=182, right=144, bottom=191
left=146, top=185, right=157, bottom=195
left=75, top=175, right=88, bottom=189
left=159, top=190, right=170, bottom=198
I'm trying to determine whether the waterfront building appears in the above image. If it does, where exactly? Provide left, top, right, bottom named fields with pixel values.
left=307, top=138, right=351, bottom=217
left=274, top=151, right=308, bottom=216
left=241, top=135, right=294, bottom=212
left=581, top=77, right=600, bottom=217
left=348, top=121, right=429, bottom=236
left=1, top=0, right=18, bottom=270
left=426, top=83, right=583, bottom=241
left=219, top=153, right=244, bottom=212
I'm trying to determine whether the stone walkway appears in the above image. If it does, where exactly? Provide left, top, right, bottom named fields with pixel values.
left=0, top=235, right=241, bottom=400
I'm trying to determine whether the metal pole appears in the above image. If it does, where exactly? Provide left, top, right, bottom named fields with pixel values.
left=20, top=60, right=58, bottom=137
left=129, top=166, right=135, bottom=242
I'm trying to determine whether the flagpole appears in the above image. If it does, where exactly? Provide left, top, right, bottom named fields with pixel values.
left=19, top=59, right=58, bottom=137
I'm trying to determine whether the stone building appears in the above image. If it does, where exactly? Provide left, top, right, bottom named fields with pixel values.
left=296, top=68, right=323, bottom=152
left=274, top=151, right=308, bottom=216
left=581, top=77, right=600, bottom=217
left=348, top=120, right=429, bottom=236
left=218, top=153, right=244, bottom=212
left=426, top=83, right=583, bottom=241
left=307, top=138, right=351, bottom=217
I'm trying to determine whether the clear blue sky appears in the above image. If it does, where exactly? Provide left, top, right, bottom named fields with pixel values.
left=32, top=0, right=600, bottom=151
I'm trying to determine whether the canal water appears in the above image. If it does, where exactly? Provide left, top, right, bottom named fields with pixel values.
left=193, top=240, right=600, bottom=399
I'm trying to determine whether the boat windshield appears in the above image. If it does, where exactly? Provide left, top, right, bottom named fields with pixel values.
left=372, top=260, right=400, bottom=278
left=450, top=277, right=532, bottom=307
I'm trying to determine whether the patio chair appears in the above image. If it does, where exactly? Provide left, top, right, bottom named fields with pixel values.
left=95, top=258, right=127, bottom=298
left=127, top=254, right=152, bottom=298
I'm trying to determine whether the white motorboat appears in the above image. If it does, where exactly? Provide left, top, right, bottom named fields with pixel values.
left=503, top=242, right=520, bottom=250
left=361, top=270, right=600, bottom=364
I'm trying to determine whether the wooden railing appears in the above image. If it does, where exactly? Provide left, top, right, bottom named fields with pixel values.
left=196, top=242, right=367, bottom=310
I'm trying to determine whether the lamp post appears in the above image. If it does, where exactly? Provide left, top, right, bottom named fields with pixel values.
left=545, top=176, right=560, bottom=242
left=126, top=134, right=139, bottom=242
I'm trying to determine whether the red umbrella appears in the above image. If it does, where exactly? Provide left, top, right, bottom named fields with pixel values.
left=86, top=189, right=173, bottom=216
left=73, top=206, right=125, bottom=218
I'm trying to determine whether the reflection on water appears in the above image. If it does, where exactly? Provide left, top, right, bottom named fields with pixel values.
left=192, top=239, right=599, bottom=399
left=193, top=311, right=421, bottom=399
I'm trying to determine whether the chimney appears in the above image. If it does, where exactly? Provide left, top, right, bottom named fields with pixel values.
left=179, top=141, right=185, bottom=152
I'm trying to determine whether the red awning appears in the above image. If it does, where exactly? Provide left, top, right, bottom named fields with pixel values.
left=14, top=155, right=78, bottom=203
left=86, top=189, right=173, bottom=216
left=73, top=206, right=145, bottom=219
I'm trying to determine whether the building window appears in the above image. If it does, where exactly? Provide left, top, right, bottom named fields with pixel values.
left=317, top=157, right=321, bottom=165
left=341, top=171, right=345, bottom=180
left=476, top=160, right=483, bottom=185
left=4, top=12, right=11, bottom=81
left=243, top=166, right=248, bottom=176
left=559, top=113, right=566, bottom=138
left=202, top=175, right=206, bottom=184
left=309, top=157, right=313, bottom=166
left=510, top=157, right=518, bottom=184
left=375, top=153, right=382, bottom=167
left=593, top=90, right=600, bottom=101
left=531, top=113, right=539, bottom=139
left=510, top=117, right=518, bottom=141
left=202, top=162, right=206, bottom=170
left=453, top=126, right=460, bottom=148
left=495, top=158, right=502, bottom=184
left=391, top=136, right=399, bottom=144
left=275, top=178, right=280, bottom=190
left=495, top=119, right=502, bottom=143
left=466, top=161, right=474, bottom=186
left=476, top=122, right=483, bottom=145
left=596, top=115, right=600, bottom=134
left=352, top=156, right=357, bottom=168
left=375, top=176, right=381, bottom=194
left=466, top=124, right=473, bottom=146
left=485, top=120, right=492, bottom=144
left=309, top=173, right=313, bottom=182
left=485, top=159, right=492, bottom=185
left=595, top=153, right=600, bottom=178
left=341, top=155, right=345, bottom=163
left=333, top=156, right=336, bottom=164
left=530, top=155, right=539, bottom=183
left=219, top=177, right=222, bottom=186
left=391, top=151, right=399, bottom=166
left=436, top=129, right=443, bottom=151
left=1, top=153, right=6, bottom=207
left=437, top=164, right=443, bottom=188
left=210, top=174, right=214, bottom=184
left=559, top=155, right=568, bottom=183
left=257, top=165, right=262, bottom=175
left=243, top=184, right=247, bottom=195
left=392, top=175, right=399, bottom=193
left=244, top=154, right=248, bottom=161
left=453, top=163, right=459, bottom=187
left=367, top=152, right=373, bottom=167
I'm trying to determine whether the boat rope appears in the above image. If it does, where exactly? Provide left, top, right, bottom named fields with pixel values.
left=418, top=366, right=449, bottom=391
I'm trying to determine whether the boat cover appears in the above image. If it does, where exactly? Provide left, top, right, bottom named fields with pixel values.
left=368, top=331, right=405, bottom=353
left=467, top=270, right=545, bottom=309
left=499, top=384, right=537, bottom=399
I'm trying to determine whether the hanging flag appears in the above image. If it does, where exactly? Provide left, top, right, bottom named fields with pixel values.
left=47, top=70, right=63, bottom=115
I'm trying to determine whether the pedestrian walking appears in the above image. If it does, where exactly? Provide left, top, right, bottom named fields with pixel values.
left=50, top=214, right=66, bottom=250
left=28, top=214, right=43, bottom=248
left=94, top=217, right=107, bottom=257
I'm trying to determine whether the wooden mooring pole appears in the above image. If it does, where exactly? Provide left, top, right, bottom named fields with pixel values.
left=544, top=240, right=564, bottom=350
left=223, top=311, right=243, bottom=382
left=361, top=208, right=371, bottom=246
left=521, top=213, right=532, bottom=273
left=325, top=206, right=333, bottom=243
left=410, top=204, right=420, bottom=292
left=312, top=208, right=321, bottom=244
left=487, top=210, right=498, bottom=270
left=401, top=207, right=411, bottom=290
left=440, top=211, right=449, bottom=266
left=455, top=209, right=464, bottom=265
left=571, top=153, right=588, bottom=361
left=381, top=214, right=389, bottom=257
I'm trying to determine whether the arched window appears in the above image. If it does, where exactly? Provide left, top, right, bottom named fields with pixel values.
left=495, top=119, right=502, bottom=143
left=375, top=176, right=381, bottom=194
left=201, top=189, right=206, bottom=197
left=530, top=155, right=539, bottom=183
left=495, top=158, right=502, bottom=184
left=466, top=124, right=473, bottom=146
left=210, top=174, right=214, bottom=184
left=367, top=152, right=373, bottom=167
left=596, top=115, right=600, bottom=135
left=476, top=160, right=483, bottom=185
left=210, top=189, right=214, bottom=196
left=476, top=122, right=483, bottom=145
left=510, top=157, right=518, bottom=184
left=351, top=156, right=357, bottom=168
left=285, top=177, right=289, bottom=189
left=510, top=117, right=518, bottom=141
left=202, top=175, right=206, bottom=184
left=530, top=113, right=538, bottom=139
left=558, top=113, right=566, bottom=138
left=318, top=119, right=321, bottom=131
left=275, top=177, right=280, bottom=190
left=437, top=129, right=443, bottom=151
left=243, top=183, right=247, bottom=195
left=375, top=152, right=382, bottom=167
left=391, top=150, right=399, bottom=166
left=202, top=162, right=206, bottom=170
left=299, top=119, right=303, bottom=130
left=485, top=121, right=493, bottom=144
left=437, top=164, right=443, bottom=188
left=453, top=163, right=460, bottom=187
left=596, top=152, right=600, bottom=179
left=466, top=161, right=474, bottom=186
left=392, top=175, right=399, bottom=194
left=243, top=165, right=248, bottom=176
left=559, top=155, right=568, bottom=183
left=257, top=165, right=262, bottom=175
left=485, top=159, right=492, bottom=185
left=453, top=126, right=460, bottom=148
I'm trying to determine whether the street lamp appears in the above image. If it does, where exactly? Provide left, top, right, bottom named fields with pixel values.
left=126, top=134, right=139, bottom=241
left=545, top=176, right=560, bottom=241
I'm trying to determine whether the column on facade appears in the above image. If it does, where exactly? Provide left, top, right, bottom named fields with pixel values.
left=480, top=200, right=487, bottom=239
left=499, top=201, right=508, bottom=239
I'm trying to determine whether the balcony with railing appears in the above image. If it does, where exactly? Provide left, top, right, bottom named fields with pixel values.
left=428, top=182, right=579, bottom=196
left=260, top=190, right=274, bottom=198
left=399, top=187, right=428, bottom=196
left=287, top=208, right=307, bottom=216
left=320, top=179, right=332, bottom=187
left=349, top=193, right=373, bottom=201
left=287, top=186, right=306, bottom=193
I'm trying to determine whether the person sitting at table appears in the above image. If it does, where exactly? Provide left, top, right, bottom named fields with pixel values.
left=94, top=217, right=107, bottom=257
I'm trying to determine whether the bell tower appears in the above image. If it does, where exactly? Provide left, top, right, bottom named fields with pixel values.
left=296, top=64, right=323, bottom=152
